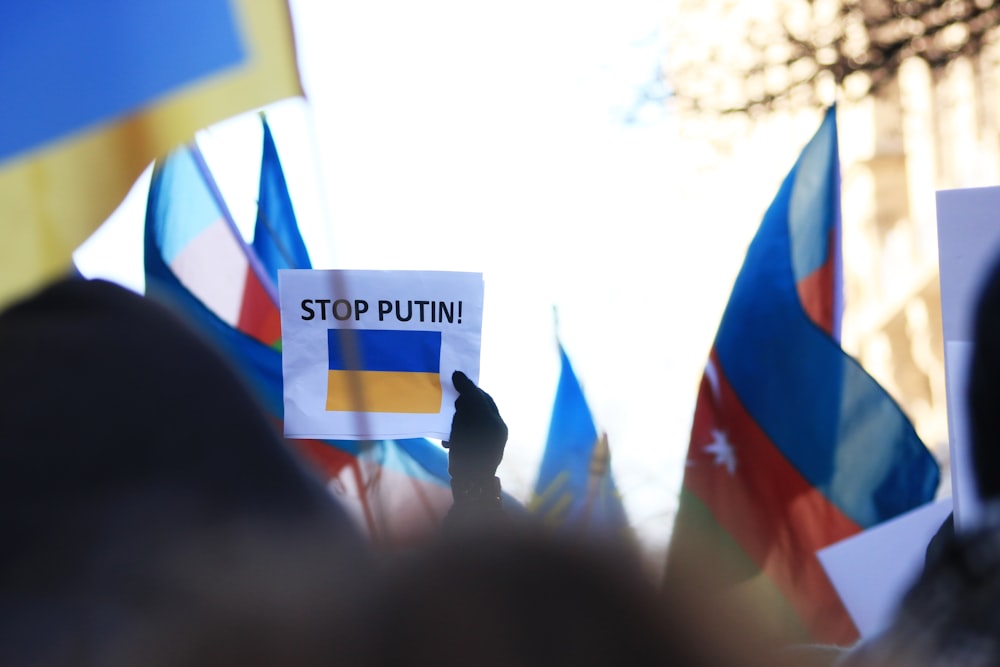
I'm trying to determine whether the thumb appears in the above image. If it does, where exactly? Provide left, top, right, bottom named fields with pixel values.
left=452, top=370, right=475, bottom=395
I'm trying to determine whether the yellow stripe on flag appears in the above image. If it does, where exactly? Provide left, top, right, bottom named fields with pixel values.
left=0, top=0, right=302, bottom=308
left=326, top=370, right=443, bottom=414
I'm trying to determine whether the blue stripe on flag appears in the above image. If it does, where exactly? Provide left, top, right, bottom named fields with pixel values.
left=253, top=117, right=312, bottom=282
left=534, top=346, right=598, bottom=492
left=1, top=0, right=244, bottom=162
left=788, top=108, right=838, bottom=283
left=327, top=329, right=441, bottom=373
left=149, top=147, right=224, bottom=264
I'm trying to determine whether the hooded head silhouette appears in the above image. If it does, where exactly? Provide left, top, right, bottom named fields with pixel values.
left=971, top=257, right=1000, bottom=504
left=0, top=278, right=369, bottom=667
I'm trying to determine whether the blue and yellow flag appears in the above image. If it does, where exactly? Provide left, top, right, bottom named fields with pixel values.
left=326, top=329, right=443, bottom=414
left=0, top=0, right=301, bottom=307
left=529, top=343, right=628, bottom=533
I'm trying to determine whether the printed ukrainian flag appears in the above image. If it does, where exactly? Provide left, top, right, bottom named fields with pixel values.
left=326, top=329, right=443, bottom=414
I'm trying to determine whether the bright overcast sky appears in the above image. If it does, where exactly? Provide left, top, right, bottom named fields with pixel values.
left=76, top=0, right=816, bottom=559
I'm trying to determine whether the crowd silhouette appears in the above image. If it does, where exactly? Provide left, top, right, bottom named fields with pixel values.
left=8, top=269, right=1000, bottom=666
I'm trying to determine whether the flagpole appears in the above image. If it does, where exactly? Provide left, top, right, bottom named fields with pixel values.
left=581, top=432, right=611, bottom=531
left=292, top=101, right=377, bottom=445
left=188, top=140, right=280, bottom=307
left=300, top=100, right=341, bottom=268
left=349, top=457, right=381, bottom=547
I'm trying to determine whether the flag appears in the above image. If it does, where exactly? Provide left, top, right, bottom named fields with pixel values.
left=326, top=329, right=444, bottom=413
left=253, top=116, right=312, bottom=286
left=146, top=144, right=281, bottom=347
left=529, top=342, right=629, bottom=534
left=0, top=0, right=301, bottom=308
left=665, top=107, right=940, bottom=645
left=143, top=143, right=477, bottom=549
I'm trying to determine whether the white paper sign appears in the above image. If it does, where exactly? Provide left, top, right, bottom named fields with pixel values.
left=817, top=497, right=953, bottom=638
left=936, top=186, right=1000, bottom=531
left=279, top=269, right=485, bottom=440
left=944, top=340, right=978, bottom=529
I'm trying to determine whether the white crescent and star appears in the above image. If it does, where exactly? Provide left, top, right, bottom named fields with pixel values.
left=687, top=358, right=738, bottom=475
left=703, top=428, right=737, bottom=475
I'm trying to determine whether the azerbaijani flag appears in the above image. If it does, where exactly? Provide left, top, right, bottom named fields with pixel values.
left=665, top=107, right=939, bottom=644
left=326, top=329, right=443, bottom=414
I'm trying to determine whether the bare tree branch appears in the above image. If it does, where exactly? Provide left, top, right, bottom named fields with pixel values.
left=664, top=0, right=1000, bottom=115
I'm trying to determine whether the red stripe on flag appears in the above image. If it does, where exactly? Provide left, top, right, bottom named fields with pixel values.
left=795, top=229, right=836, bottom=335
left=291, top=438, right=356, bottom=478
left=237, top=268, right=281, bottom=346
left=290, top=438, right=453, bottom=549
left=684, top=349, right=860, bottom=643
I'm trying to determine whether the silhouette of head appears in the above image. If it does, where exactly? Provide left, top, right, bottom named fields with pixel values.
left=0, top=279, right=369, bottom=667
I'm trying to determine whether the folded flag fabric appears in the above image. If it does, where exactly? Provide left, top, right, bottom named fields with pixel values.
left=665, top=107, right=940, bottom=645
left=146, top=144, right=281, bottom=347
left=326, top=329, right=443, bottom=414
left=530, top=342, right=628, bottom=534
left=253, top=116, right=313, bottom=286
left=0, top=0, right=301, bottom=309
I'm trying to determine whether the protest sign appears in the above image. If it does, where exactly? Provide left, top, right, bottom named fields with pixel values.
left=936, top=186, right=1000, bottom=531
left=817, top=497, right=952, bottom=638
left=279, top=269, right=484, bottom=440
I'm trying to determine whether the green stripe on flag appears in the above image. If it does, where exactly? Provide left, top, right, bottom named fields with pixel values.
left=666, top=488, right=810, bottom=643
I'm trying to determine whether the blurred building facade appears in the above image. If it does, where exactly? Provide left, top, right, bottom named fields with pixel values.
left=838, top=43, right=1000, bottom=491
left=664, top=2, right=1000, bottom=498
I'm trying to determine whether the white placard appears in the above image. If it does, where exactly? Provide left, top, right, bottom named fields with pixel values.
left=279, top=269, right=484, bottom=440
left=944, top=341, right=978, bottom=529
left=818, top=497, right=953, bottom=638
left=936, top=186, right=1000, bottom=531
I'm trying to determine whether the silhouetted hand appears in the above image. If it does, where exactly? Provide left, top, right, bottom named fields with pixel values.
left=443, top=370, right=507, bottom=483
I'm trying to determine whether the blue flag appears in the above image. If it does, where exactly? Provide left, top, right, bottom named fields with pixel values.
left=529, top=343, right=628, bottom=533
left=252, top=116, right=312, bottom=284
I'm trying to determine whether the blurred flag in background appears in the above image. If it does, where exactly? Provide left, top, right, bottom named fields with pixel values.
left=530, top=341, right=629, bottom=536
left=0, top=0, right=301, bottom=307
